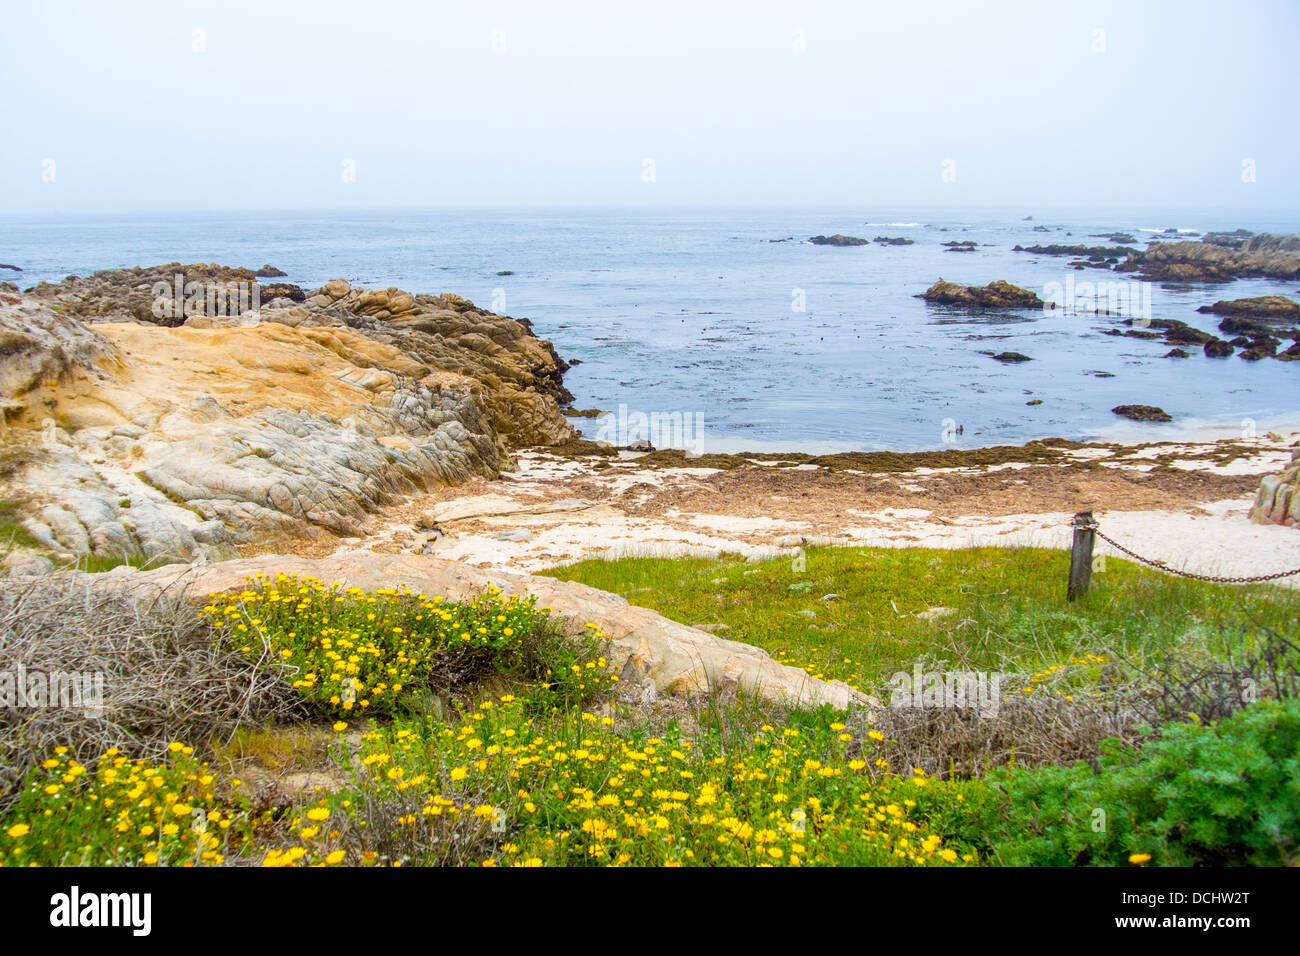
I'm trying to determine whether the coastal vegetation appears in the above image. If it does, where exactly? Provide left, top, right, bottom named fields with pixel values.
left=3, top=547, right=1296, bottom=867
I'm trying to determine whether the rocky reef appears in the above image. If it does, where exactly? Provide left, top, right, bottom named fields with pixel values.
left=2, top=266, right=576, bottom=569
left=1112, top=316, right=1300, bottom=363
left=1197, top=296, right=1300, bottom=320
left=1013, top=243, right=1136, bottom=259
left=920, top=279, right=1043, bottom=308
left=809, top=234, right=868, bottom=246
left=1116, top=234, right=1300, bottom=283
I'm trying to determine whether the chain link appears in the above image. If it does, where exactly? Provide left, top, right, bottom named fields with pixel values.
left=1078, top=518, right=1300, bottom=583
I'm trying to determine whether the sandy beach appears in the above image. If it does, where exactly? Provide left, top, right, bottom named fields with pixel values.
left=299, top=430, right=1300, bottom=583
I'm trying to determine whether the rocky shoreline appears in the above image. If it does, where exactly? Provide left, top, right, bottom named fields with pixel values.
left=4, top=242, right=1299, bottom=577
left=317, top=432, right=1300, bottom=579
left=1, top=265, right=576, bottom=570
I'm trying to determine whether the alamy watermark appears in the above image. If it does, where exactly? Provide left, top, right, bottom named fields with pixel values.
left=150, top=274, right=260, bottom=322
left=888, top=663, right=1005, bottom=717
left=592, top=404, right=706, bottom=455
left=1, top=665, right=104, bottom=718
left=1042, top=276, right=1152, bottom=323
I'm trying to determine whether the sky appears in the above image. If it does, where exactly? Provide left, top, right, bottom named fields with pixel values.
left=2, top=0, right=1298, bottom=215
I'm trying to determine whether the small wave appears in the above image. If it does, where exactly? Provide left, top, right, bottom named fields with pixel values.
left=884, top=222, right=921, bottom=228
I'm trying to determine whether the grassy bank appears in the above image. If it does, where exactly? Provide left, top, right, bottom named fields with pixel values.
left=1, top=549, right=1296, bottom=867
left=541, top=546, right=1299, bottom=695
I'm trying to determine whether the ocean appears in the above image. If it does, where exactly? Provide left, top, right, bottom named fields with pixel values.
left=4, top=206, right=1299, bottom=452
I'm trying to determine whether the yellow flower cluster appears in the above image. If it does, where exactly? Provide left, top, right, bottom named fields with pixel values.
left=0, top=745, right=253, bottom=867
left=1018, top=653, right=1110, bottom=700
left=327, top=697, right=977, bottom=867
left=201, top=574, right=593, bottom=716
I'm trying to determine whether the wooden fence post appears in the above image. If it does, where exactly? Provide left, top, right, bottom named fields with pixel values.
left=1067, top=510, right=1096, bottom=602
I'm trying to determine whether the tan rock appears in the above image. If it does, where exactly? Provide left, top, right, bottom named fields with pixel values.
left=0, top=298, right=506, bottom=562
left=3, top=265, right=577, bottom=563
left=1251, top=451, right=1300, bottom=527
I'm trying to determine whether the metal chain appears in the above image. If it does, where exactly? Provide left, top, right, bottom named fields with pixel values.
left=1079, top=518, right=1300, bottom=584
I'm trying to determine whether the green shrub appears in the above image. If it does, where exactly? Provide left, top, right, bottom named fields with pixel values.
left=966, top=697, right=1300, bottom=866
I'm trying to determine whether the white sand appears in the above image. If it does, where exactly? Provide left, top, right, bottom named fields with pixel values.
left=842, top=497, right=1300, bottom=584
left=344, top=434, right=1300, bottom=584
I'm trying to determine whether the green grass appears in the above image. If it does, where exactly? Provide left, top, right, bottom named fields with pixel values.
left=0, top=497, right=156, bottom=573
left=0, top=499, right=42, bottom=552
left=541, top=546, right=1300, bottom=693
left=66, top=553, right=156, bottom=574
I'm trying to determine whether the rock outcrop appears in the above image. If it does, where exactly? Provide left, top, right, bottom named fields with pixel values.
left=1149, top=319, right=1216, bottom=346
left=809, top=234, right=868, bottom=246
left=921, top=279, right=1043, bottom=308
left=271, top=278, right=575, bottom=445
left=1116, top=234, right=1300, bottom=283
left=1251, top=450, right=1300, bottom=527
left=1112, top=404, right=1172, bottom=422
left=26, top=265, right=575, bottom=438
left=83, top=552, right=875, bottom=710
left=27, top=263, right=269, bottom=326
left=1197, top=296, right=1300, bottom=319
left=1013, top=243, right=1135, bottom=259
left=1, top=266, right=576, bottom=565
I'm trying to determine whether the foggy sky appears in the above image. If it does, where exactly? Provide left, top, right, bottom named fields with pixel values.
left=3, top=0, right=1297, bottom=215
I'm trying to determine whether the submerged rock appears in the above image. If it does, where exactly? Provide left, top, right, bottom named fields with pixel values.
left=1112, top=404, right=1172, bottom=422
left=1154, top=321, right=1215, bottom=346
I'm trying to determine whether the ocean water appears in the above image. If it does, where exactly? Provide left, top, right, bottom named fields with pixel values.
left=3, top=207, right=1299, bottom=452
